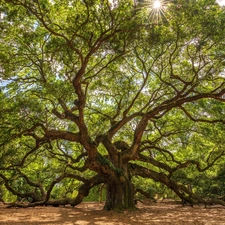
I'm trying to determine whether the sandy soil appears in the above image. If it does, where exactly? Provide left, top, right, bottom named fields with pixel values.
left=0, top=201, right=225, bottom=225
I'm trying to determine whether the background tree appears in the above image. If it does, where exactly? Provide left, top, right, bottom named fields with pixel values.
left=0, top=0, right=225, bottom=211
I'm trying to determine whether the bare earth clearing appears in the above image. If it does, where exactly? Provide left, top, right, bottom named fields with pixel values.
left=0, top=201, right=225, bottom=225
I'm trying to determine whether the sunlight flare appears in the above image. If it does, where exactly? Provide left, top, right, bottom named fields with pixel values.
left=153, top=0, right=162, bottom=9
left=148, top=0, right=170, bottom=24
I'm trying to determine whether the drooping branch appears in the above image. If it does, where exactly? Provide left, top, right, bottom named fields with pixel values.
left=5, top=174, right=104, bottom=208
left=138, top=145, right=225, bottom=175
left=0, top=173, right=44, bottom=203
left=131, top=163, right=225, bottom=206
left=44, top=173, right=88, bottom=204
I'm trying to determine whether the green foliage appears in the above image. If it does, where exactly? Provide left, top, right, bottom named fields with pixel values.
left=0, top=0, right=225, bottom=206
left=83, top=185, right=106, bottom=202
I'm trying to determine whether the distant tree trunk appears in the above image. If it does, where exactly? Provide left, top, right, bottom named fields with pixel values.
left=99, top=184, right=105, bottom=203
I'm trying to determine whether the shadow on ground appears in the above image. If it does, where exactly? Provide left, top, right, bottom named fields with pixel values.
left=0, top=202, right=225, bottom=225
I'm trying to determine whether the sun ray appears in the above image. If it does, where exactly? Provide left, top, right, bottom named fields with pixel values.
left=153, top=0, right=162, bottom=9
left=147, top=0, right=170, bottom=24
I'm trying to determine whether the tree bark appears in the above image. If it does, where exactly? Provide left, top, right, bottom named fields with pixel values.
left=103, top=178, right=136, bottom=211
left=102, top=161, right=136, bottom=211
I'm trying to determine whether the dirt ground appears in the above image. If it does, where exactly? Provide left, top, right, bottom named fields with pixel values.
left=0, top=201, right=225, bottom=225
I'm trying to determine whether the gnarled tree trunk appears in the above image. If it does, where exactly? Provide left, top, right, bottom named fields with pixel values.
left=103, top=177, right=136, bottom=211
left=102, top=158, right=136, bottom=211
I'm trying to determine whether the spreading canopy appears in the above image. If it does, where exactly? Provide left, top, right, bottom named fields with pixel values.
left=0, top=0, right=225, bottom=210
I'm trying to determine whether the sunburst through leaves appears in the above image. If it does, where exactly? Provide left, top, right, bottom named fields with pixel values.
left=147, top=0, right=170, bottom=24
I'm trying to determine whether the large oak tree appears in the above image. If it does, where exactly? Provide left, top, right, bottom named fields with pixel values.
left=0, top=0, right=225, bottom=211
